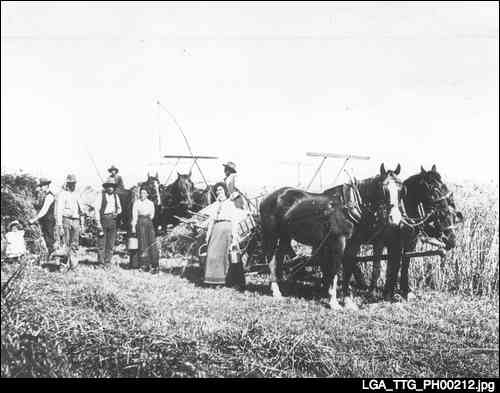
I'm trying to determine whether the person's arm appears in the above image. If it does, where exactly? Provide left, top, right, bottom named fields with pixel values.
left=149, top=200, right=155, bottom=220
left=131, top=201, right=138, bottom=232
left=94, top=193, right=102, bottom=227
left=205, top=205, right=217, bottom=242
left=231, top=203, right=239, bottom=245
left=31, top=194, right=55, bottom=223
left=116, top=194, right=122, bottom=215
left=55, top=192, right=64, bottom=226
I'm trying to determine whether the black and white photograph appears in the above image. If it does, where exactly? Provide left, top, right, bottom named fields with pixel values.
left=1, top=1, right=498, bottom=381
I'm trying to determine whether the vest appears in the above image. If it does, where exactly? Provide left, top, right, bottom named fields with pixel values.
left=100, top=191, right=119, bottom=217
left=39, top=191, right=56, bottom=225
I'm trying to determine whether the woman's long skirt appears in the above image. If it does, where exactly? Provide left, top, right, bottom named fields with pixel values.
left=204, top=221, right=232, bottom=285
left=136, top=216, right=159, bottom=269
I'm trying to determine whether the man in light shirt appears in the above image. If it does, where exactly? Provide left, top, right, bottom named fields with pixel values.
left=55, top=174, right=84, bottom=269
left=29, top=177, right=56, bottom=256
left=94, top=177, right=122, bottom=268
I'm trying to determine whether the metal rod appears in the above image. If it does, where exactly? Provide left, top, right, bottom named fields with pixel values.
left=85, top=145, right=104, bottom=183
left=331, top=157, right=350, bottom=187
left=156, top=101, right=214, bottom=198
left=306, top=157, right=327, bottom=191
left=163, top=155, right=218, bottom=159
left=306, top=152, right=371, bottom=160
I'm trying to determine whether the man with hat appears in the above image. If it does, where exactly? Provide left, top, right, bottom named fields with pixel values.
left=94, top=176, right=122, bottom=268
left=107, top=165, right=125, bottom=191
left=223, top=161, right=245, bottom=209
left=29, top=177, right=56, bottom=256
left=55, top=174, right=84, bottom=269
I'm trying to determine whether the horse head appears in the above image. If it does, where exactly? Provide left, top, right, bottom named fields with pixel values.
left=173, top=172, right=195, bottom=210
left=410, top=164, right=464, bottom=250
left=378, top=163, right=404, bottom=226
left=142, top=174, right=162, bottom=207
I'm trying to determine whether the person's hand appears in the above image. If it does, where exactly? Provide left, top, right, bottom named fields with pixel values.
left=29, top=218, right=37, bottom=225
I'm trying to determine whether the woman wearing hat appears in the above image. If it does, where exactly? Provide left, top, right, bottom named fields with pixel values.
left=94, top=177, right=122, bottom=268
left=131, top=186, right=159, bottom=274
left=223, top=161, right=245, bottom=209
left=30, top=178, right=56, bottom=256
left=108, top=165, right=125, bottom=191
left=203, top=182, right=244, bottom=289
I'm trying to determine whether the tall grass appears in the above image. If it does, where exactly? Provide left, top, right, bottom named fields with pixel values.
left=406, top=182, right=499, bottom=297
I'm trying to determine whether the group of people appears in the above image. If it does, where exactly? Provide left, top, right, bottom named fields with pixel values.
left=7, top=161, right=247, bottom=290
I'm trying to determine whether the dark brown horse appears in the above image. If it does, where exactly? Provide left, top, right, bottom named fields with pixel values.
left=259, top=163, right=404, bottom=310
left=158, top=172, right=197, bottom=229
left=353, top=165, right=464, bottom=300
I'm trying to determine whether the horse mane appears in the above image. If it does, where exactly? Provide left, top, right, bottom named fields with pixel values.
left=356, top=176, right=381, bottom=199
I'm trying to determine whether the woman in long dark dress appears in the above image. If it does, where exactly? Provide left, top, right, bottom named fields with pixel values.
left=131, top=187, right=160, bottom=274
left=204, top=182, right=245, bottom=290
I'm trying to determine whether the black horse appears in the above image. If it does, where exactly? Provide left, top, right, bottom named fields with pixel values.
left=158, top=172, right=199, bottom=228
left=354, top=165, right=464, bottom=300
left=259, top=163, right=404, bottom=310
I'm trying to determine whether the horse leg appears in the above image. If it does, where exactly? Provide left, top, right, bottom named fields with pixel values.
left=383, top=234, right=403, bottom=302
left=370, top=243, right=384, bottom=299
left=270, top=236, right=291, bottom=297
left=263, top=231, right=281, bottom=297
left=342, top=239, right=359, bottom=311
left=328, top=235, right=347, bottom=311
left=401, top=237, right=417, bottom=300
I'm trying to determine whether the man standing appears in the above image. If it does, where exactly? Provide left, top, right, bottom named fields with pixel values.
left=29, top=178, right=56, bottom=256
left=94, top=177, right=122, bottom=269
left=107, top=165, right=125, bottom=191
left=55, top=174, right=84, bottom=269
left=223, top=161, right=245, bottom=209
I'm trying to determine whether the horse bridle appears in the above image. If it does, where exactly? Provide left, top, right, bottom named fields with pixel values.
left=401, top=180, right=458, bottom=234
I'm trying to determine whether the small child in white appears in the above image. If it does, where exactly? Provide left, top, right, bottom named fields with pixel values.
left=4, top=220, right=27, bottom=262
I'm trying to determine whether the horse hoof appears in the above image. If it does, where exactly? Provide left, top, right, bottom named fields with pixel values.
left=392, top=294, right=405, bottom=303
left=329, top=301, right=343, bottom=311
left=271, top=283, right=283, bottom=299
left=407, top=292, right=416, bottom=301
left=344, top=298, right=359, bottom=311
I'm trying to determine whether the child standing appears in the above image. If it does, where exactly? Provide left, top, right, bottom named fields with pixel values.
left=3, top=220, right=27, bottom=262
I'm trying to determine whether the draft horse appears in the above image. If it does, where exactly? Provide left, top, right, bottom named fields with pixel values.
left=259, top=164, right=404, bottom=310
left=352, top=165, right=464, bottom=300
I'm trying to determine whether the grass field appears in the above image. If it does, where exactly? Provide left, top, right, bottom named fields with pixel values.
left=1, top=254, right=498, bottom=378
left=1, top=173, right=499, bottom=377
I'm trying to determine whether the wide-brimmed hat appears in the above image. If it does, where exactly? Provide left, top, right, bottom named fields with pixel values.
left=65, top=174, right=77, bottom=183
left=39, top=177, right=51, bottom=186
left=108, top=165, right=119, bottom=173
left=7, top=220, right=22, bottom=231
left=102, top=177, right=117, bottom=188
left=223, top=161, right=237, bottom=172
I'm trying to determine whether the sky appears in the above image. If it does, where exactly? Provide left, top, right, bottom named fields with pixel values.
left=1, top=1, right=498, bottom=194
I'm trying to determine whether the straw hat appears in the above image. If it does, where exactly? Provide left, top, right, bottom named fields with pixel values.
left=39, top=177, right=51, bottom=186
left=65, top=174, right=77, bottom=183
left=7, top=220, right=22, bottom=231
left=108, top=165, right=119, bottom=174
left=102, top=177, right=117, bottom=189
left=223, top=161, right=237, bottom=173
